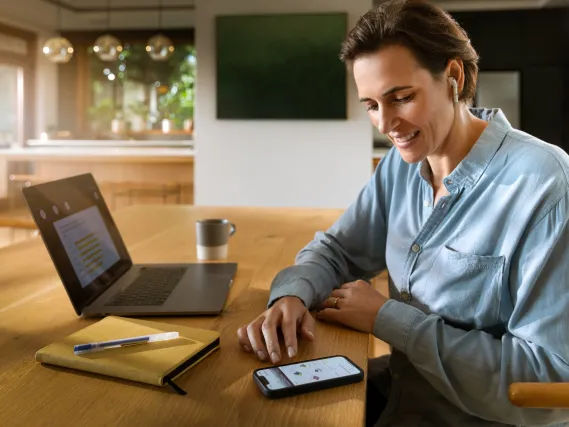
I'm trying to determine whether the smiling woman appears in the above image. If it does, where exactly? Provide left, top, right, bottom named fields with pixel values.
left=350, top=43, right=488, bottom=200
left=237, top=1, right=569, bottom=426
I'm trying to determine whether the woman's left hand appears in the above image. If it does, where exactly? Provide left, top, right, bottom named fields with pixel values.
left=316, top=280, right=388, bottom=333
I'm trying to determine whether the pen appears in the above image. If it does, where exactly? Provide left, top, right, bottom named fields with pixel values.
left=74, top=331, right=179, bottom=355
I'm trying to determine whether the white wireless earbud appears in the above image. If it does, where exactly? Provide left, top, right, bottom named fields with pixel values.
left=449, top=77, right=459, bottom=104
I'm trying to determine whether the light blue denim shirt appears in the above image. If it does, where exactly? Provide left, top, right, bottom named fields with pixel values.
left=268, top=109, right=569, bottom=426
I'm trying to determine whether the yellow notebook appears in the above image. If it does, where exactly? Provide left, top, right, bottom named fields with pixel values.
left=35, top=316, right=220, bottom=394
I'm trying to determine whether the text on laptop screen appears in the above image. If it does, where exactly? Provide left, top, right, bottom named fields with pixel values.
left=53, top=205, right=120, bottom=288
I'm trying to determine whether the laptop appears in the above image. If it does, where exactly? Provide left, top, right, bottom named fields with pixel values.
left=23, top=173, right=237, bottom=317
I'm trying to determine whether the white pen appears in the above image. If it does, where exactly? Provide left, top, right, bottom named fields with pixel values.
left=74, top=331, right=179, bottom=355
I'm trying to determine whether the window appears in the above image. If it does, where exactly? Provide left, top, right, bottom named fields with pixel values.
left=0, top=65, right=23, bottom=147
left=88, top=43, right=195, bottom=139
left=58, top=30, right=195, bottom=142
left=0, top=23, right=35, bottom=147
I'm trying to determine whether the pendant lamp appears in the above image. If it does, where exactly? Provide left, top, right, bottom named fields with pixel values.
left=42, top=5, right=74, bottom=63
left=146, top=0, right=174, bottom=61
left=93, top=0, right=123, bottom=62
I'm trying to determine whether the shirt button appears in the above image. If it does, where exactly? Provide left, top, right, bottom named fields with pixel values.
left=423, top=200, right=431, bottom=207
left=411, top=243, right=421, bottom=253
left=447, top=179, right=453, bottom=185
left=400, top=291, right=411, bottom=303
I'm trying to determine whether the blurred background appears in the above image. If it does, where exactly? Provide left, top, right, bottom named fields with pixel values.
left=0, top=0, right=567, bottom=246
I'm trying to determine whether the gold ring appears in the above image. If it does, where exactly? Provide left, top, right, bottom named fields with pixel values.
left=332, top=296, right=339, bottom=309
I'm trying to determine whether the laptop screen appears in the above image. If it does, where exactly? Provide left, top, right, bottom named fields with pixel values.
left=23, top=174, right=132, bottom=314
left=53, top=205, right=121, bottom=288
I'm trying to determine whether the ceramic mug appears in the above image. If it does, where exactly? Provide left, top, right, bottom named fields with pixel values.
left=195, top=219, right=236, bottom=260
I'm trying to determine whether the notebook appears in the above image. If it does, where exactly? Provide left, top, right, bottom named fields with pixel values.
left=22, top=173, right=237, bottom=317
left=35, top=316, right=220, bottom=394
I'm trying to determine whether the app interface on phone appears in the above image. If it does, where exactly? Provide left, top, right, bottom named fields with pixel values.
left=257, top=356, right=359, bottom=390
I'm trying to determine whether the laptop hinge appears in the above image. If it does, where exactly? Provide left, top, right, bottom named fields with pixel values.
left=81, top=261, right=133, bottom=314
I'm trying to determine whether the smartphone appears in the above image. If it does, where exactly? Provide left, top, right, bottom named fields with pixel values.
left=253, top=355, right=364, bottom=398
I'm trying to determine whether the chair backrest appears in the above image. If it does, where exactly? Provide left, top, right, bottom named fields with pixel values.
left=0, top=217, right=37, bottom=230
left=509, top=382, right=569, bottom=408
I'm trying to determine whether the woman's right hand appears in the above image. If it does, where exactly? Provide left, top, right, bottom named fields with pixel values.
left=236, top=296, right=315, bottom=364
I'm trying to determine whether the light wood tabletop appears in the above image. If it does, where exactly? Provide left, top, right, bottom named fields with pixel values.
left=0, top=205, right=380, bottom=427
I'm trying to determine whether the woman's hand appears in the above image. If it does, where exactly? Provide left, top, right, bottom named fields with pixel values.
left=237, top=296, right=315, bottom=364
left=316, top=280, right=388, bottom=333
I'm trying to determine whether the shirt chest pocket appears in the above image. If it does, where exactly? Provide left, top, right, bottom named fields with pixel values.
left=424, top=245, right=505, bottom=330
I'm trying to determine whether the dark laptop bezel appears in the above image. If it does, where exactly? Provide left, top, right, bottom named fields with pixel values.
left=23, top=174, right=132, bottom=315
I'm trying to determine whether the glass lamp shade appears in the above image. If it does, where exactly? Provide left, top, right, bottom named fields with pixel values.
left=146, top=34, right=175, bottom=61
left=42, top=37, right=74, bottom=63
left=93, top=34, right=123, bottom=62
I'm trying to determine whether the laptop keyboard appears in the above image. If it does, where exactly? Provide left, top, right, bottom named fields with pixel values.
left=105, top=267, right=187, bottom=306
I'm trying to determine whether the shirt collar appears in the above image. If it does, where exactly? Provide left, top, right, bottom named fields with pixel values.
left=419, top=108, right=511, bottom=193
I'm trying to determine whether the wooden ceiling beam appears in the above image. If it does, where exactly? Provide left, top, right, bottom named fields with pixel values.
left=40, top=0, right=195, bottom=13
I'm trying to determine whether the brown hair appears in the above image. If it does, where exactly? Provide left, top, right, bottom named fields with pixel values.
left=339, top=0, right=479, bottom=102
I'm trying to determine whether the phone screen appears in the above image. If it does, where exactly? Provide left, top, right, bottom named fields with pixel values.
left=256, top=356, right=360, bottom=390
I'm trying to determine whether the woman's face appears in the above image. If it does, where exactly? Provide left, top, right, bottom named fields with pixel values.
left=353, top=44, right=454, bottom=164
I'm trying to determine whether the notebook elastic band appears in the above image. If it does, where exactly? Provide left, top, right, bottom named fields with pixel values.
left=165, top=378, right=187, bottom=395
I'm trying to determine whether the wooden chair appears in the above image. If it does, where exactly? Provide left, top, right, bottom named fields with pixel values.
left=109, top=181, right=183, bottom=209
left=0, top=217, right=36, bottom=230
left=7, top=174, right=43, bottom=209
left=509, top=383, right=569, bottom=408
left=0, top=217, right=38, bottom=244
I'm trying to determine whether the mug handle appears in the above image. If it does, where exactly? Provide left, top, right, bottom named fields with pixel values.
left=229, top=222, right=236, bottom=236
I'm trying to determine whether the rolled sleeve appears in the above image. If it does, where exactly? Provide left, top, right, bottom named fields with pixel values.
left=373, top=299, right=427, bottom=352
left=267, top=277, right=315, bottom=309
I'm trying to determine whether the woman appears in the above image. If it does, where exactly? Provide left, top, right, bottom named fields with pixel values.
left=237, top=1, right=569, bottom=425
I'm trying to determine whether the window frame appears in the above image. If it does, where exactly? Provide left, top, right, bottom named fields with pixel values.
left=0, top=22, right=36, bottom=147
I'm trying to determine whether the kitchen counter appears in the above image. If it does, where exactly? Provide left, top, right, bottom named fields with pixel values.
left=0, top=145, right=194, bottom=164
left=0, top=144, right=194, bottom=203
left=26, top=139, right=193, bottom=148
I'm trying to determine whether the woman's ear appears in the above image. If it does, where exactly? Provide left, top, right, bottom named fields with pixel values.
left=446, top=58, right=465, bottom=98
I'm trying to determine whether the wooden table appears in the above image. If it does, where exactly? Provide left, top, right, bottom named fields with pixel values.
left=0, top=205, right=376, bottom=426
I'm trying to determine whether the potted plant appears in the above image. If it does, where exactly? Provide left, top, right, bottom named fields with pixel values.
left=88, top=98, right=114, bottom=138
left=127, top=101, right=149, bottom=133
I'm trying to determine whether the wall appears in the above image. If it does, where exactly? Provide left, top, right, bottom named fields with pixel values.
left=194, top=0, right=373, bottom=208
left=0, top=1, right=56, bottom=32
left=58, top=11, right=195, bottom=31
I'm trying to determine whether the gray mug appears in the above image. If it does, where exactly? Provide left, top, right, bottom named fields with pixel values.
left=195, top=219, right=236, bottom=260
